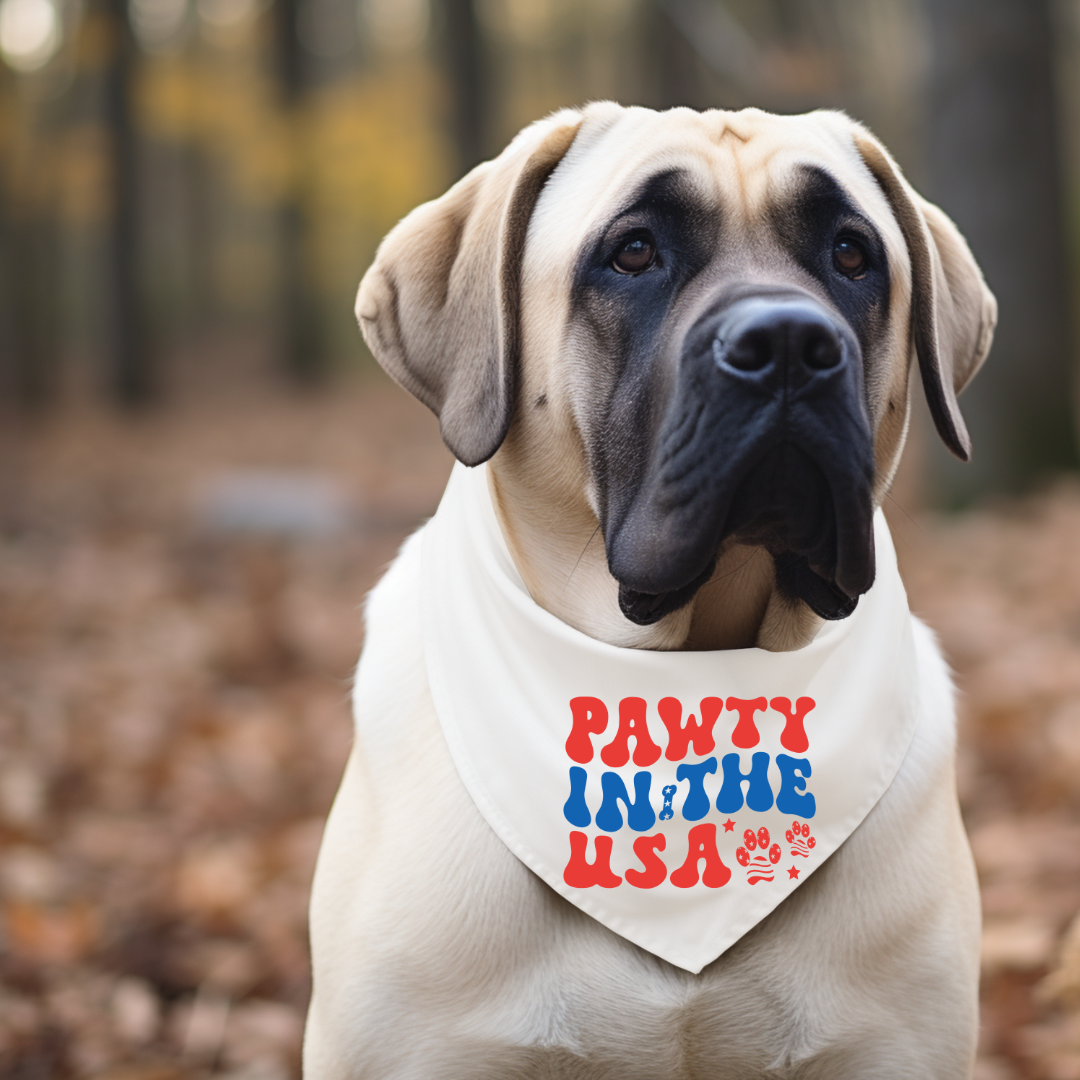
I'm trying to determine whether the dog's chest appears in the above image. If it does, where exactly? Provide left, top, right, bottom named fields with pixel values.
left=307, top=531, right=978, bottom=1079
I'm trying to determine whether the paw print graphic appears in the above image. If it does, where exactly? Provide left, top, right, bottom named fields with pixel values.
left=735, top=826, right=782, bottom=884
left=786, top=821, right=816, bottom=857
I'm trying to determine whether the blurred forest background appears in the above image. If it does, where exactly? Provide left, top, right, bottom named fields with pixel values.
left=4, top=0, right=1080, bottom=1078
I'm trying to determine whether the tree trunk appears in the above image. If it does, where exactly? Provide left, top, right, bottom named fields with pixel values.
left=922, top=0, right=1077, bottom=499
left=440, top=0, right=486, bottom=177
left=103, top=0, right=151, bottom=403
left=10, top=217, right=59, bottom=406
left=274, top=0, right=323, bottom=383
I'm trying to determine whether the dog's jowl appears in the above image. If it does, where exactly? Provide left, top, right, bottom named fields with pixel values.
left=305, top=105, right=996, bottom=1079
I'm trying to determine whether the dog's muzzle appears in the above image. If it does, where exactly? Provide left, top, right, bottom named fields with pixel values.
left=609, top=290, right=877, bottom=626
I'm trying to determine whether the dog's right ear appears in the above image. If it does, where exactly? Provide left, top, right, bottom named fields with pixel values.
left=356, top=112, right=584, bottom=466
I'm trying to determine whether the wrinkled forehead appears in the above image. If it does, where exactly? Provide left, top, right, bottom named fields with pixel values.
left=527, top=106, right=902, bottom=268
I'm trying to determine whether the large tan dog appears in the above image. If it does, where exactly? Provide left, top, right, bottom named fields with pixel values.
left=305, top=104, right=996, bottom=1078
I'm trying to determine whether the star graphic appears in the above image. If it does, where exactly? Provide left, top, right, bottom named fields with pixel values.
left=722, top=818, right=736, bottom=833
left=788, top=866, right=800, bottom=880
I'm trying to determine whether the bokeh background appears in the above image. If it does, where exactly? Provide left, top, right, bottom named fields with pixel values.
left=3, top=1, right=1080, bottom=1077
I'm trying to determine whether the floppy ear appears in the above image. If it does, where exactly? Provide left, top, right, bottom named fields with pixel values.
left=853, top=132, right=997, bottom=461
left=356, top=112, right=584, bottom=466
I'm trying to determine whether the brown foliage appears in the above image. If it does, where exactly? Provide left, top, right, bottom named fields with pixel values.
left=1, top=374, right=1079, bottom=1078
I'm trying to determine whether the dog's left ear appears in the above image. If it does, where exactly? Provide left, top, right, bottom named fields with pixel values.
left=356, top=111, right=584, bottom=466
left=853, top=131, right=997, bottom=461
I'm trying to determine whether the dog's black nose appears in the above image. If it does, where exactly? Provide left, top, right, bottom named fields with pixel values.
left=713, top=299, right=843, bottom=379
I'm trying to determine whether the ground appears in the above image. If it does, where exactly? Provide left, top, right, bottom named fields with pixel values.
left=1, top=368, right=1078, bottom=1079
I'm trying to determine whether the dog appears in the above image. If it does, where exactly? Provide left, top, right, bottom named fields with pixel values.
left=304, top=103, right=996, bottom=1078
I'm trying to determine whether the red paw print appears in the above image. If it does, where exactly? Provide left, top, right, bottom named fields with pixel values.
left=735, top=826, right=782, bottom=884
left=785, top=820, right=817, bottom=857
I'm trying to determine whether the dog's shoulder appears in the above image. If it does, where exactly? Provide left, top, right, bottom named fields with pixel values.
left=906, top=614, right=961, bottom=776
left=352, top=527, right=430, bottom=744
left=359, top=528, right=424, bottom=655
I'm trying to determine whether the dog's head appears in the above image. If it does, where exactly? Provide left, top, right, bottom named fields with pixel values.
left=357, top=104, right=996, bottom=648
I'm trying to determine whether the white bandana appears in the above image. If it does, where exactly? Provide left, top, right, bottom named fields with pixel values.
left=421, top=463, right=918, bottom=973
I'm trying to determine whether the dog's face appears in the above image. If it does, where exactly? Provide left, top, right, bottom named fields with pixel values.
left=358, top=104, right=996, bottom=647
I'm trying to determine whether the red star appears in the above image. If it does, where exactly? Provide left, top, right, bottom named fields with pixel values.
left=788, top=866, right=800, bottom=880
left=722, top=818, right=736, bottom=833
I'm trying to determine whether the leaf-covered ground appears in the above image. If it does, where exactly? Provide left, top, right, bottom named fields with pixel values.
left=1, top=375, right=1078, bottom=1079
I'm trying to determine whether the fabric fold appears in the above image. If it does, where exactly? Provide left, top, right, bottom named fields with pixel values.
left=421, top=462, right=919, bottom=973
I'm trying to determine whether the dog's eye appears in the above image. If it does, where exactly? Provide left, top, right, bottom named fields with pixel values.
left=833, top=238, right=866, bottom=278
left=612, top=233, right=657, bottom=274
